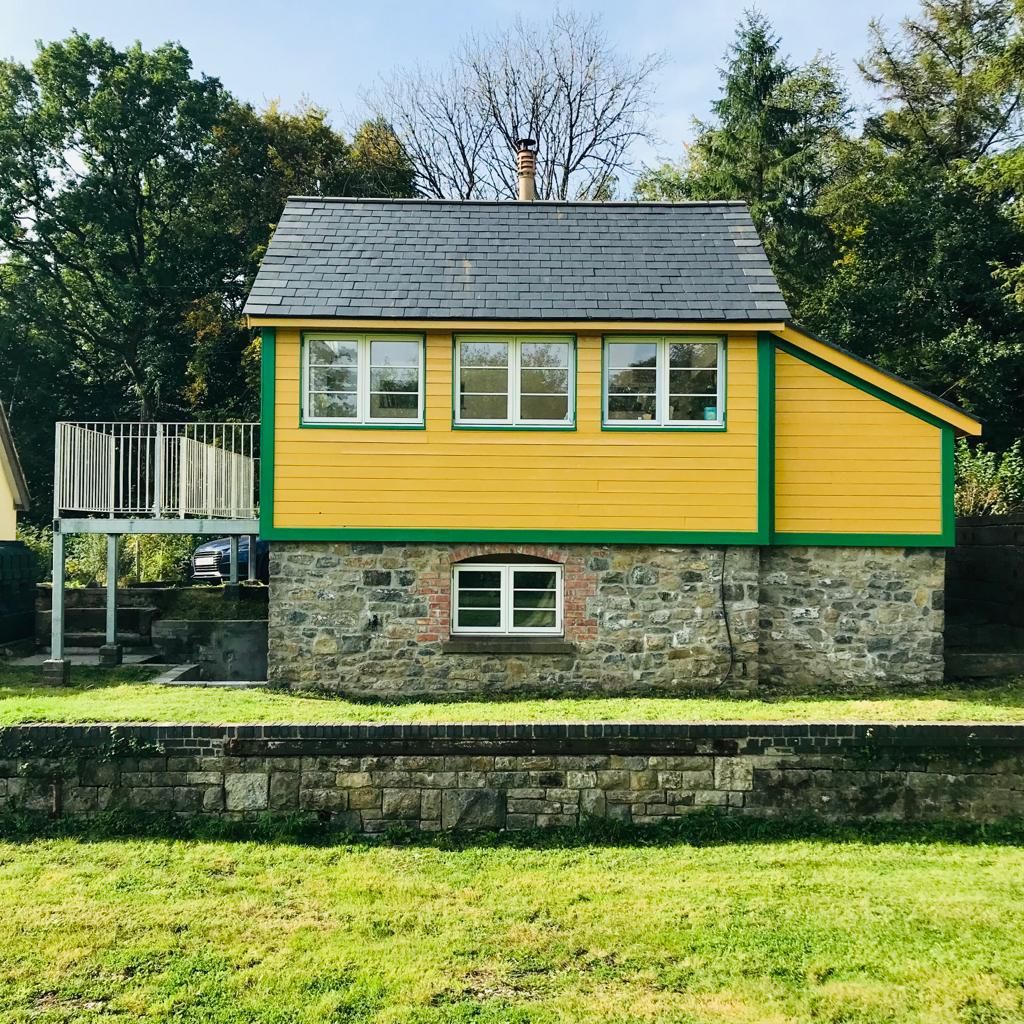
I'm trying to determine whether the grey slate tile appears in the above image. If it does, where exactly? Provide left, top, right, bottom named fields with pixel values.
left=243, top=198, right=788, bottom=321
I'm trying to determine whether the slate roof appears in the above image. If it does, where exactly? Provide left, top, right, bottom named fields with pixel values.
left=244, top=197, right=790, bottom=322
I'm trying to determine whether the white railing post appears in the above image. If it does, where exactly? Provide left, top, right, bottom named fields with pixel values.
left=152, top=423, right=164, bottom=516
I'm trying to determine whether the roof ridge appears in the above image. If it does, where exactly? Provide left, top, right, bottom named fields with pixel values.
left=285, top=196, right=750, bottom=209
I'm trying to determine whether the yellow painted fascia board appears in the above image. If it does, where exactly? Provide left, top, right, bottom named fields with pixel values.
left=247, top=316, right=786, bottom=334
left=776, top=325, right=982, bottom=436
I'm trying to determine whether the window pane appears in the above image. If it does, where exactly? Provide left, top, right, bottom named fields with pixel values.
left=513, top=609, right=557, bottom=629
left=459, top=589, right=502, bottom=609
left=460, top=341, right=509, bottom=367
left=370, top=393, right=418, bottom=418
left=311, top=393, right=357, bottom=418
left=458, top=609, right=501, bottom=628
left=607, top=394, right=657, bottom=421
left=669, top=369, right=717, bottom=396
left=513, top=590, right=557, bottom=609
left=520, top=395, right=569, bottom=421
left=458, top=570, right=502, bottom=589
left=308, top=339, right=357, bottom=365
left=608, top=368, right=656, bottom=394
left=521, top=342, right=569, bottom=368
left=521, top=368, right=568, bottom=395
left=370, top=367, right=419, bottom=392
left=460, top=368, right=509, bottom=394
left=668, top=395, right=719, bottom=422
left=669, top=342, right=719, bottom=369
left=514, top=570, right=557, bottom=590
left=461, top=393, right=509, bottom=419
left=370, top=340, right=419, bottom=367
left=607, top=342, right=657, bottom=369
left=310, top=366, right=357, bottom=392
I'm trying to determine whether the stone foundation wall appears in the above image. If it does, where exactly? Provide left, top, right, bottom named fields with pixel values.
left=1, top=722, right=1020, bottom=830
left=269, top=542, right=761, bottom=697
left=268, top=542, right=945, bottom=695
left=760, top=547, right=945, bottom=689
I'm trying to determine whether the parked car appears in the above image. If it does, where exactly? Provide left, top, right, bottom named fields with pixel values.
left=190, top=537, right=269, bottom=583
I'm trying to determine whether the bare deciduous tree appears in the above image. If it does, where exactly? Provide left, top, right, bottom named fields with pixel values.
left=370, top=11, right=664, bottom=200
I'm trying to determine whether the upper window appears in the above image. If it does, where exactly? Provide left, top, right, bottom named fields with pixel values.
left=452, top=562, right=563, bottom=635
left=455, top=335, right=574, bottom=427
left=303, top=334, right=424, bottom=425
left=603, top=336, right=724, bottom=428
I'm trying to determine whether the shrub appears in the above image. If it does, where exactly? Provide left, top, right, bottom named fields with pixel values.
left=955, top=438, right=1024, bottom=516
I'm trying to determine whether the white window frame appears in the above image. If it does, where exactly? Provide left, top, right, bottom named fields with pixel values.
left=302, top=332, right=425, bottom=425
left=602, top=335, right=725, bottom=428
left=451, top=563, right=564, bottom=636
left=454, top=334, right=575, bottom=427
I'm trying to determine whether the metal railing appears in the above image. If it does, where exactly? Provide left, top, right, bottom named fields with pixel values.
left=54, top=422, right=259, bottom=519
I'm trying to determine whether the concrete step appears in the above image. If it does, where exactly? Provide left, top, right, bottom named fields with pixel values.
left=62, top=631, right=152, bottom=650
left=946, top=650, right=1024, bottom=679
left=36, top=607, right=158, bottom=640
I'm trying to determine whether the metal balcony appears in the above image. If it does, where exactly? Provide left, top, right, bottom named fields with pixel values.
left=46, top=422, right=261, bottom=675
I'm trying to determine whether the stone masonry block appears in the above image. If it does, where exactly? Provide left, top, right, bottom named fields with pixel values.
left=224, top=773, right=268, bottom=811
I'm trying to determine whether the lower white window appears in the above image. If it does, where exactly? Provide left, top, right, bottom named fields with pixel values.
left=452, top=563, right=563, bottom=635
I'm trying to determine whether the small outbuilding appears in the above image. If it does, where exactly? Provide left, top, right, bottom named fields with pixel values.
left=244, top=153, right=982, bottom=696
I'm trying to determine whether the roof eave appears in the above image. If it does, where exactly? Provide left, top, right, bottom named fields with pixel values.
left=0, top=403, right=30, bottom=510
left=778, top=322, right=983, bottom=436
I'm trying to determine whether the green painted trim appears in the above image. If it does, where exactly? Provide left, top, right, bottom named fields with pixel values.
left=772, top=532, right=952, bottom=548
left=260, top=527, right=763, bottom=545
left=772, top=337, right=949, bottom=431
left=300, top=423, right=426, bottom=430
left=451, top=425, right=577, bottom=432
left=599, top=333, right=727, bottom=432
left=299, top=330, right=427, bottom=430
left=756, top=332, right=776, bottom=544
left=941, top=426, right=955, bottom=546
left=600, top=425, right=727, bottom=433
left=450, top=332, right=578, bottom=431
left=259, top=327, right=276, bottom=538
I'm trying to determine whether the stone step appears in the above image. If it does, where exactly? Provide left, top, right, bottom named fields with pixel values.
left=946, top=650, right=1024, bottom=679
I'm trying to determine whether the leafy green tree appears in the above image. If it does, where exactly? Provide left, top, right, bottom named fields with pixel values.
left=0, top=34, right=414, bottom=515
left=805, top=1, right=1024, bottom=446
left=0, top=33, right=231, bottom=419
left=859, top=0, right=1024, bottom=163
left=635, top=12, right=851, bottom=314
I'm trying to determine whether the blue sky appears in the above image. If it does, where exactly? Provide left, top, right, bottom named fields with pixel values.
left=0, top=0, right=917, bottom=171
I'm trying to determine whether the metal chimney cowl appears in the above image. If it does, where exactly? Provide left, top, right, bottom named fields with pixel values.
left=516, top=138, right=537, bottom=202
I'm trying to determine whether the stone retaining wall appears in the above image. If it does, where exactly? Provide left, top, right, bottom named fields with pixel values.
left=1, top=721, right=1020, bottom=831
left=269, top=542, right=945, bottom=696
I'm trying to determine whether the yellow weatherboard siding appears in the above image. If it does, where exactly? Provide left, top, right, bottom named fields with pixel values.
left=0, top=463, right=16, bottom=541
left=777, top=324, right=982, bottom=436
left=774, top=349, right=943, bottom=534
left=271, top=328, right=759, bottom=532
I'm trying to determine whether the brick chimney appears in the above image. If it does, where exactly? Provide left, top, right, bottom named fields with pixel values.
left=516, top=138, right=537, bottom=202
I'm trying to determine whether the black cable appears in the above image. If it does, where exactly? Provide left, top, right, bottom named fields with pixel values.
left=719, top=546, right=736, bottom=686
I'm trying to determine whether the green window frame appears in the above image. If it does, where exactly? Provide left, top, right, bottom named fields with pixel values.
left=602, top=335, right=725, bottom=429
left=301, top=332, right=425, bottom=427
left=454, top=334, right=576, bottom=428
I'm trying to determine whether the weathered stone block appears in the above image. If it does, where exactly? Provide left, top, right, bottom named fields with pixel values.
left=441, top=788, right=506, bottom=830
left=224, top=773, right=269, bottom=811
left=382, top=788, right=421, bottom=819
left=269, top=772, right=300, bottom=810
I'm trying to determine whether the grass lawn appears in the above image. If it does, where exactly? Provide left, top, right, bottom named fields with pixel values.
left=1, top=833, right=1022, bottom=1023
left=1, top=666, right=1024, bottom=724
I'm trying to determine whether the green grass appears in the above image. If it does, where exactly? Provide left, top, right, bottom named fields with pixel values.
left=1, top=666, right=1024, bottom=725
left=1, top=831, right=1023, bottom=1022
